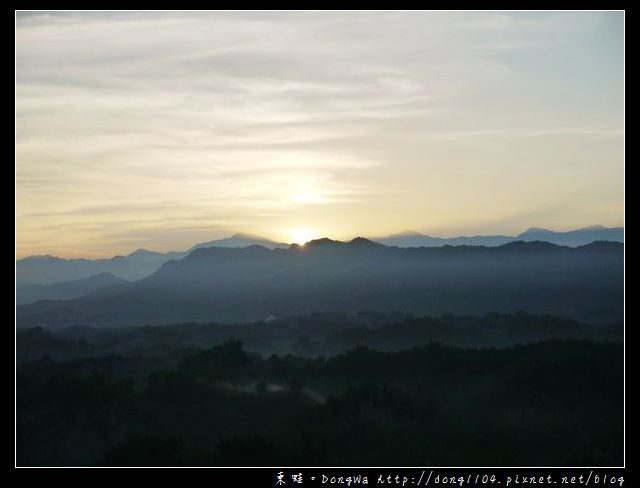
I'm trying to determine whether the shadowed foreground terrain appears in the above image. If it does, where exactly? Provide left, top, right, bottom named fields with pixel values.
left=17, top=313, right=623, bottom=466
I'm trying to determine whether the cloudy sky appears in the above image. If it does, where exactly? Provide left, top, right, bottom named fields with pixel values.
left=16, top=11, right=624, bottom=257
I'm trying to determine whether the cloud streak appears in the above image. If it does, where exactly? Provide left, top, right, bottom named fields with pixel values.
left=16, top=11, right=624, bottom=257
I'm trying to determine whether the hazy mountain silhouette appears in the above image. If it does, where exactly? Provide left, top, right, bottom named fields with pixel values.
left=16, top=233, right=287, bottom=287
left=16, top=226, right=623, bottom=288
left=188, top=233, right=288, bottom=252
left=16, top=272, right=128, bottom=305
left=373, top=225, right=623, bottom=248
left=375, top=232, right=513, bottom=247
left=16, top=239, right=623, bottom=328
left=516, top=225, right=624, bottom=246
left=16, top=251, right=184, bottom=287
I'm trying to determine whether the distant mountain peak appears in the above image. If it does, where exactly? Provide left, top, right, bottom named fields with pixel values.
left=296, top=237, right=384, bottom=249
left=307, top=237, right=340, bottom=247
left=21, top=254, right=61, bottom=261
left=521, top=227, right=552, bottom=234
left=389, top=230, right=424, bottom=238
left=349, top=237, right=383, bottom=247
left=230, top=232, right=265, bottom=240
left=576, top=224, right=606, bottom=231
left=128, top=248, right=160, bottom=257
left=189, top=233, right=287, bottom=252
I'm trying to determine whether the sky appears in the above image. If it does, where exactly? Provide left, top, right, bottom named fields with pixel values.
left=16, top=11, right=624, bottom=258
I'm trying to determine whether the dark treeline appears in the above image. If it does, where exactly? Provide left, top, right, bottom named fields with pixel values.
left=17, top=312, right=623, bottom=467
left=17, top=311, right=622, bottom=363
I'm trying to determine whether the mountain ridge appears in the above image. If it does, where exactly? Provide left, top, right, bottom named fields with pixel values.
left=372, top=225, right=623, bottom=248
left=16, top=272, right=129, bottom=305
left=17, top=225, right=623, bottom=288
left=17, top=239, right=623, bottom=328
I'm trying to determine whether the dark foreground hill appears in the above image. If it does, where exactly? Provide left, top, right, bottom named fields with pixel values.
left=16, top=338, right=623, bottom=466
left=16, top=240, right=624, bottom=327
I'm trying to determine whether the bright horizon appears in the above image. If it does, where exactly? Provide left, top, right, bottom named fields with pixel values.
left=16, top=11, right=624, bottom=259
left=16, top=224, right=624, bottom=260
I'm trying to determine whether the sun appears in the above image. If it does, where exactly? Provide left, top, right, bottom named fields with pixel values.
left=289, top=228, right=317, bottom=245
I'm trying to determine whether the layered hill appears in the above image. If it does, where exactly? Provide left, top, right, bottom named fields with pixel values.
left=16, top=239, right=624, bottom=327
left=16, top=233, right=287, bottom=287
left=373, top=225, right=623, bottom=248
left=16, top=272, right=128, bottom=305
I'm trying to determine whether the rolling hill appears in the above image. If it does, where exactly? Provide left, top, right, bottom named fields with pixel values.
left=16, top=239, right=624, bottom=328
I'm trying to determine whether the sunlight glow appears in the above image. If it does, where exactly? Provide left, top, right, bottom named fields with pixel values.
left=289, top=228, right=317, bottom=245
left=14, top=12, right=624, bottom=258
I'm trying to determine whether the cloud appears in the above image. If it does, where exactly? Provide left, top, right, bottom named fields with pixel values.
left=15, top=12, right=624, bottom=257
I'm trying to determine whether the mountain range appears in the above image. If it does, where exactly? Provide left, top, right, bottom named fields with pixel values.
left=187, top=233, right=288, bottom=252
left=16, top=238, right=623, bottom=328
left=16, top=272, right=128, bottom=305
left=16, top=225, right=623, bottom=290
left=16, top=233, right=286, bottom=288
left=371, top=225, right=624, bottom=248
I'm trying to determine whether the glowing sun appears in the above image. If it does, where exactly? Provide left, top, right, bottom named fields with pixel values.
left=289, top=228, right=317, bottom=245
